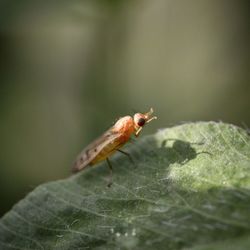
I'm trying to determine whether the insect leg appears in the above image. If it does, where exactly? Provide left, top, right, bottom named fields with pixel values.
left=135, top=127, right=142, bottom=137
left=117, top=149, right=135, bottom=165
left=106, top=158, right=113, bottom=188
left=146, top=116, right=157, bottom=124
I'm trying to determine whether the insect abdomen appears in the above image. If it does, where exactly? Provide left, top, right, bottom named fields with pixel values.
left=91, top=141, right=123, bottom=165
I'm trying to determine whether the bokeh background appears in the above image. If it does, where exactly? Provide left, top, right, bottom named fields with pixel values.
left=0, top=0, right=249, bottom=217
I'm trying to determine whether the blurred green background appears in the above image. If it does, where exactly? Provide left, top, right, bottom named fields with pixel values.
left=0, top=0, right=249, bottom=217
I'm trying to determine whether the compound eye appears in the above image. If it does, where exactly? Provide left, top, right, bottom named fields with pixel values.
left=137, top=118, right=146, bottom=126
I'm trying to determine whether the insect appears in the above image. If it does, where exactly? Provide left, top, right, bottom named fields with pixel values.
left=72, top=108, right=157, bottom=187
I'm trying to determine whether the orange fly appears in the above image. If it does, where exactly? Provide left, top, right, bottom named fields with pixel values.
left=72, top=108, right=157, bottom=187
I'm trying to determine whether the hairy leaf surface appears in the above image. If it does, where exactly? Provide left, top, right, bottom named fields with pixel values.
left=1, top=122, right=250, bottom=250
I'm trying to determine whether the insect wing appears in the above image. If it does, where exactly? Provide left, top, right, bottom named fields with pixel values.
left=72, top=129, right=121, bottom=173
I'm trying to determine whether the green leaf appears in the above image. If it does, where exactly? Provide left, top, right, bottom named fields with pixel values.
left=1, top=122, right=250, bottom=250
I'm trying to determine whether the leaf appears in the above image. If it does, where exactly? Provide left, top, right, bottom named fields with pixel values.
left=1, top=122, right=250, bottom=250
